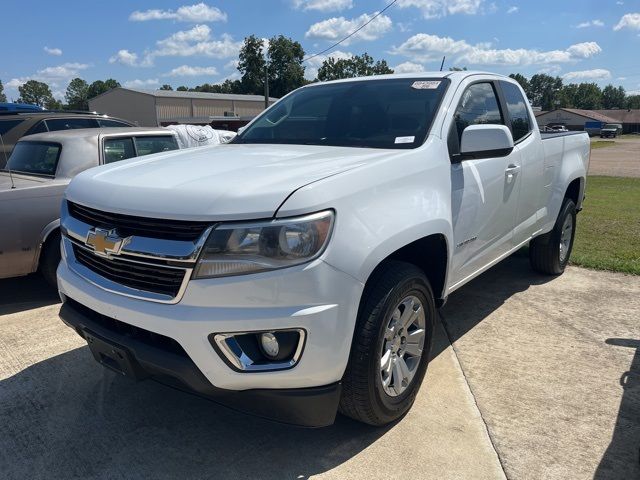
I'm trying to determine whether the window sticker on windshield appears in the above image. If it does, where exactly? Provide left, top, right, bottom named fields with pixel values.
left=395, top=136, right=415, bottom=144
left=411, top=81, right=441, bottom=90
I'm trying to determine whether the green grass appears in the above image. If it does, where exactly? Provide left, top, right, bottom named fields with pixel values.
left=589, top=140, right=616, bottom=149
left=571, top=176, right=640, bottom=275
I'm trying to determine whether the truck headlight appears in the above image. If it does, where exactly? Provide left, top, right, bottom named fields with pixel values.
left=193, top=210, right=334, bottom=279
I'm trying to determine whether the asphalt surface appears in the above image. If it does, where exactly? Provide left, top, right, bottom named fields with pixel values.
left=589, top=136, right=640, bottom=178
left=1, top=256, right=639, bottom=479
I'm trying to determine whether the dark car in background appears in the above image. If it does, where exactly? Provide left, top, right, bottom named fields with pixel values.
left=0, top=111, right=134, bottom=167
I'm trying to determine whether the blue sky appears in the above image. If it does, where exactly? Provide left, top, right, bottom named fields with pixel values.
left=2, top=0, right=640, bottom=101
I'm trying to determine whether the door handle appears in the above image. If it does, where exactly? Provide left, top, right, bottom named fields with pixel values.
left=505, top=164, right=520, bottom=183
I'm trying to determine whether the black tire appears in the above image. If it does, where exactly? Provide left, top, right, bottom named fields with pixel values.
left=339, top=261, right=436, bottom=426
left=40, top=230, right=61, bottom=288
left=529, top=198, right=576, bottom=275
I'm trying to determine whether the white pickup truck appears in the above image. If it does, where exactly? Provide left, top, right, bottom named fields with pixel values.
left=57, top=71, right=589, bottom=427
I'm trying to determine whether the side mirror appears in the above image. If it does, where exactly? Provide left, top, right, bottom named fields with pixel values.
left=458, top=124, right=514, bottom=161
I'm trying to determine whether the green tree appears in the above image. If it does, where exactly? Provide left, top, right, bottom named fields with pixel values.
left=573, top=83, right=602, bottom=109
left=528, top=74, right=563, bottom=110
left=267, top=35, right=306, bottom=98
left=176, top=85, right=188, bottom=91
left=65, top=77, right=89, bottom=110
left=17, top=80, right=54, bottom=107
left=602, top=84, right=626, bottom=109
left=238, top=35, right=267, bottom=95
left=557, top=83, right=579, bottom=108
left=317, top=53, right=393, bottom=81
left=160, top=84, right=173, bottom=90
left=0, top=79, right=6, bottom=102
left=87, top=79, right=121, bottom=99
left=626, top=95, right=640, bottom=109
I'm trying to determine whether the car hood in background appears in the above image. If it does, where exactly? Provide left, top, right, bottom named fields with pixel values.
left=65, top=143, right=392, bottom=221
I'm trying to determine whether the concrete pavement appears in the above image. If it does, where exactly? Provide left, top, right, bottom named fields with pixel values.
left=589, top=136, right=640, bottom=178
left=1, top=256, right=638, bottom=479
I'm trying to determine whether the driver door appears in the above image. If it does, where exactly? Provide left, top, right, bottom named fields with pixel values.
left=447, top=81, right=522, bottom=288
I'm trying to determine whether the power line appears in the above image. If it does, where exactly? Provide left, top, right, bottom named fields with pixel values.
left=303, top=0, right=398, bottom=63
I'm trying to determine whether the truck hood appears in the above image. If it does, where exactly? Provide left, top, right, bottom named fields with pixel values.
left=65, top=143, right=392, bottom=220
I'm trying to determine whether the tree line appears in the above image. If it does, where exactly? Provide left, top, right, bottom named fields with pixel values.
left=1, top=34, right=638, bottom=111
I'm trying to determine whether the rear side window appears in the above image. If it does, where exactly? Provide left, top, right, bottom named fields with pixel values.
left=453, top=82, right=504, bottom=143
left=104, top=137, right=136, bottom=164
left=7, top=141, right=61, bottom=176
left=26, top=120, right=48, bottom=135
left=98, top=119, right=132, bottom=128
left=46, top=118, right=99, bottom=131
left=501, top=82, right=531, bottom=142
left=134, top=136, right=179, bottom=156
left=0, top=119, right=24, bottom=135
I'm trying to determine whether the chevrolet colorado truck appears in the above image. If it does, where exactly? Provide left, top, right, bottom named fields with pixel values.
left=57, top=72, right=590, bottom=427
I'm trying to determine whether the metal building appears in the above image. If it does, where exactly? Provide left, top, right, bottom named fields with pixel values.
left=88, top=88, right=277, bottom=130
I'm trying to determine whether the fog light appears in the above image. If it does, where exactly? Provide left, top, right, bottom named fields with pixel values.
left=260, top=332, right=280, bottom=359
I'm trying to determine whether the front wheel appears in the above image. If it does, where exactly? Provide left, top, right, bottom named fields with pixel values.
left=529, top=198, right=577, bottom=275
left=40, top=231, right=61, bottom=288
left=339, top=261, right=436, bottom=426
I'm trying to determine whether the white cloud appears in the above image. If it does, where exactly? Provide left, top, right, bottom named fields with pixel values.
left=116, top=25, right=242, bottom=67
left=393, top=61, right=425, bottom=73
left=124, top=78, right=160, bottom=88
left=44, top=46, right=62, bottom=56
left=507, top=6, right=518, bottom=14
left=304, top=50, right=353, bottom=80
left=109, top=49, right=139, bottom=66
left=130, top=3, right=226, bottom=22
left=562, top=69, right=611, bottom=81
left=305, top=12, right=393, bottom=44
left=5, top=62, right=90, bottom=99
left=613, top=13, right=640, bottom=31
left=575, top=19, right=604, bottom=28
left=396, top=0, right=484, bottom=19
left=163, top=65, right=218, bottom=76
left=224, top=59, right=239, bottom=70
left=391, top=34, right=602, bottom=66
left=293, top=0, right=353, bottom=12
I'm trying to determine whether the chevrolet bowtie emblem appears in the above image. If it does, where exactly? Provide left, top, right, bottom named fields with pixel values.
left=85, top=228, right=128, bottom=257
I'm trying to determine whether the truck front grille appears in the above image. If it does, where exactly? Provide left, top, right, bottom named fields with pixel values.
left=68, top=201, right=210, bottom=241
left=72, top=244, right=187, bottom=298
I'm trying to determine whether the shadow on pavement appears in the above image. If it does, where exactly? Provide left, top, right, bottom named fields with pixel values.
left=595, top=338, right=640, bottom=479
left=0, top=273, right=59, bottom=316
left=437, top=253, right=553, bottom=356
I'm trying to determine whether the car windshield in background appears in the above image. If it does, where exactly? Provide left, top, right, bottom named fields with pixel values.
left=234, top=78, right=449, bottom=149
left=5, top=141, right=61, bottom=176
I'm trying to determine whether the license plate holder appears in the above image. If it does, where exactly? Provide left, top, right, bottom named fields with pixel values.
left=84, top=330, right=147, bottom=380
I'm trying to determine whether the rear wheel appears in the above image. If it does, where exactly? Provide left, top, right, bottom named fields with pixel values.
left=340, top=261, right=436, bottom=426
left=40, top=230, right=61, bottom=288
left=529, top=198, right=576, bottom=275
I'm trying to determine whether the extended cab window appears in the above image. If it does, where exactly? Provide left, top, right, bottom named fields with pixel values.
left=6, top=141, right=61, bottom=176
left=134, top=136, right=179, bottom=156
left=104, top=137, right=136, bottom=164
left=46, top=118, right=99, bottom=131
left=235, top=78, right=449, bottom=149
left=453, top=82, right=504, bottom=143
left=501, top=81, right=531, bottom=142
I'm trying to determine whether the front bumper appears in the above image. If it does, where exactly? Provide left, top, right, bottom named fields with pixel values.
left=57, top=254, right=363, bottom=426
left=59, top=298, right=341, bottom=427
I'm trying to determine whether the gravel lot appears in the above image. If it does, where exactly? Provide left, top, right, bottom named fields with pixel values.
left=589, top=136, right=640, bottom=177
left=1, top=256, right=638, bottom=479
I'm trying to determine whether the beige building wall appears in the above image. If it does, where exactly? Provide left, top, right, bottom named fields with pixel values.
left=88, top=90, right=157, bottom=127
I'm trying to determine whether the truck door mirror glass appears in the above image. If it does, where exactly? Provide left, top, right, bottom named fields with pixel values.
left=458, top=124, right=514, bottom=161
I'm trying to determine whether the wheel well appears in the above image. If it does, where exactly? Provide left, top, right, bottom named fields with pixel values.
left=367, top=234, right=448, bottom=302
left=565, top=178, right=582, bottom=206
left=36, top=227, right=61, bottom=269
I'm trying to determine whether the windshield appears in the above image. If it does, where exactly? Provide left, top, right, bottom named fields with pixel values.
left=234, top=78, right=449, bottom=149
left=5, top=141, right=61, bottom=176
left=603, top=124, right=618, bottom=129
